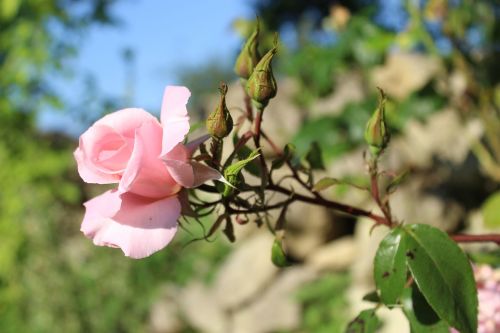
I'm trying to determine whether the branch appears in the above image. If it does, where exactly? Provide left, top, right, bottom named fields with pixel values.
left=450, top=234, right=500, bottom=245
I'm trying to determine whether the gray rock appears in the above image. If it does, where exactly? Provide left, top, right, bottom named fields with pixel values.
left=232, top=267, right=317, bottom=333
left=149, top=286, right=183, bottom=333
left=178, top=282, right=228, bottom=333
left=213, top=233, right=278, bottom=309
left=371, top=52, right=440, bottom=101
left=306, top=236, right=356, bottom=272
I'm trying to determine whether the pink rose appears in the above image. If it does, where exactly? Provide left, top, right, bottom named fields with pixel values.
left=75, top=86, right=221, bottom=259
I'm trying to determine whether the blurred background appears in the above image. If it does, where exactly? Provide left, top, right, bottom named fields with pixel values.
left=0, top=0, right=499, bottom=332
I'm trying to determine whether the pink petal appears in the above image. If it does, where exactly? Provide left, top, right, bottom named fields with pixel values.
left=162, top=158, right=223, bottom=188
left=81, top=190, right=181, bottom=259
left=97, top=108, right=157, bottom=138
left=162, top=159, right=195, bottom=187
left=74, top=146, right=119, bottom=184
left=120, top=119, right=180, bottom=198
left=190, top=162, right=225, bottom=187
left=75, top=108, right=155, bottom=184
left=160, top=86, right=191, bottom=156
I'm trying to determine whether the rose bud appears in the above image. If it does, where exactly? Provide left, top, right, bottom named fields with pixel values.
left=234, top=19, right=260, bottom=80
left=364, top=88, right=390, bottom=157
left=245, top=34, right=278, bottom=109
left=206, top=82, right=233, bottom=139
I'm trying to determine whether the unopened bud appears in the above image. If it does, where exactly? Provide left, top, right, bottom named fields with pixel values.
left=271, top=238, right=292, bottom=267
left=206, top=82, right=233, bottom=139
left=365, top=88, right=390, bottom=156
left=246, top=34, right=278, bottom=109
left=234, top=19, right=260, bottom=80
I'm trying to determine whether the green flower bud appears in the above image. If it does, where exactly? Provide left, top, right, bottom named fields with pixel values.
left=206, top=82, right=233, bottom=139
left=271, top=238, right=292, bottom=267
left=246, top=34, right=278, bottom=109
left=234, top=19, right=260, bottom=80
left=365, top=88, right=390, bottom=156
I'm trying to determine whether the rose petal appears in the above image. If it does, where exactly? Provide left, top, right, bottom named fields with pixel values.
left=81, top=190, right=180, bottom=259
left=162, top=158, right=223, bottom=188
left=97, top=108, right=157, bottom=138
left=160, top=86, right=191, bottom=156
left=74, top=145, right=119, bottom=184
left=75, top=108, right=155, bottom=184
left=190, top=162, right=225, bottom=187
left=120, top=120, right=180, bottom=198
left=161, top=143, right=193, bottom=185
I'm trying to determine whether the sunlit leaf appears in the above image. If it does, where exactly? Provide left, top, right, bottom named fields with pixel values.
left=345, top=309, right=381, bottom=333
left=271, top=238, right=292, bottom=267
left=223, top=149, right=260, bottom=196
left=0, top=0, right=20, bottom=20
left=236, top=143, right=262, bottom=176
left=374, top=227, right=407, bottom=306
left=481, top=191, right=500, bottom=229
left=403, top=224, right=478, bottom=333
left=313, top=177, right=340, bottom=192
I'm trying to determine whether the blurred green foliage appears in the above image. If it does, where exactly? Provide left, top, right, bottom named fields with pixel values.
left=1, top=0, right=499, bottom=332
left=0, top=1, right=231, bottom=332
left=293, top=273, right=350, bottom=333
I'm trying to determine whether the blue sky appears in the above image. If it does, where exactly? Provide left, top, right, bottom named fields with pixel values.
left=38, top=0, right=252, bottom=134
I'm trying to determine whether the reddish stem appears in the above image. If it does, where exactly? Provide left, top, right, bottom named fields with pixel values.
left=450, top=234, right=500, bottom=245
left=268, top=184, right=391, bottom=227
left=242, top=87, right=254, bottom=121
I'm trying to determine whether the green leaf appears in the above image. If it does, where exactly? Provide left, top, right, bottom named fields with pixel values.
left=481, top=191, right=500, bottom=229
left=374, top=227, right=407, bottom=306
left=312, top=177, right=340, bottom=192
left=236, top=143, right=261, bottom=177
left=271, top=143, right=295, bottom=170
left=223, top=149, right=260, bottom=196
left=401, top=286, right=450, bottom=333
left=403, top=224, right=478, bottom=333
left=345, top=309, right=381, bottom=333
left=362, top=291, right=380, bottom=303
left=271, top=238, right=292, bottom=267
left=305, top=141, right=325, bottom=170
left=0, top=0, right=20, bottom=20
left=386, top=169, right=410, bottom=194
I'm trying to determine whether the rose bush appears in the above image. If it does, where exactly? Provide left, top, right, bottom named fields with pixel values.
left=74, top=86, right=220, bottom=259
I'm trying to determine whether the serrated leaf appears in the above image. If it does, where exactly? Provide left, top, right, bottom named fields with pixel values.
left=313, top=177, right=340, bottom=192
left=403, top=224, right=478, bottom=333
left=481, top=191, right=500, bottom=229
left=306, top=141, right=325, bottom=170
left=345, top=309, right=381, bottom=333
left=401, top=286, right=450, bottom=333
left=374, top=227, right=407, bottom=306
